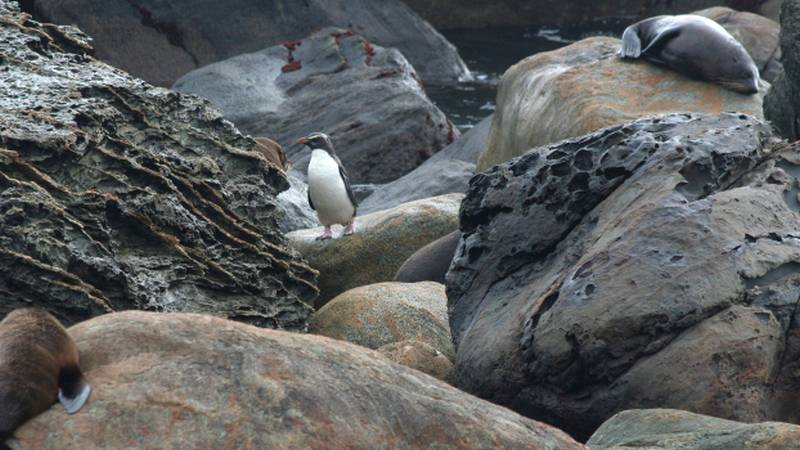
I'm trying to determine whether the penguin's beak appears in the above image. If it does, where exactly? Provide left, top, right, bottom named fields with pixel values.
left=296, top=137, right=309, bottom=145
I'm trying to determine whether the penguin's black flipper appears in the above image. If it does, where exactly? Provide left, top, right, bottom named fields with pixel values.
left=58, top=364, right=91, bottom=414
left=307, top=190, right=315, bottom=211
left=334, top=155, right=358, bottom=211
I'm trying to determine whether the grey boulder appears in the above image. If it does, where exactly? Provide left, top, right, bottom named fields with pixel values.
left=765, top=0, right=800, bottom=141
left=175, top=28, right=457, bottom=184
left=448, top=112, right=800, bottom=439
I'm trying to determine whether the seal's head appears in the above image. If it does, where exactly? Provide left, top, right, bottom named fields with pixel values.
left=715, top=57, right=760, bottom=95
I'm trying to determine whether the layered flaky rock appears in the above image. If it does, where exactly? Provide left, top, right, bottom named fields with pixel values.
left=9, top=311, right=586, bottom=450
left=175, top=28, right=457, bottom=184
left=0, top=3, right=316, bottom=328
left=448, top=113, right=800, bottom=439
left=477, top=37, right=767, bottom=171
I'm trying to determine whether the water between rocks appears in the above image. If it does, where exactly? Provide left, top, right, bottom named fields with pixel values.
left=429, top=20, right=629, bottom=132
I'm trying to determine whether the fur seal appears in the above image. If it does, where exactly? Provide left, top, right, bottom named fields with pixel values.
left=394, top=230, right=460, bottom=284
left=0, top=309, right=91, bottom=445
left=619, top=14, right=760, bottom=94
left=297, top=132, right=358, bottom=240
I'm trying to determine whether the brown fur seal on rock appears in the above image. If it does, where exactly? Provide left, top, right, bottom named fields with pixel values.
left=0, top=309, right=91, bottom=445
left=619, top=14, right=760, bottom=94
left=394, top=230, right=460, bottom=284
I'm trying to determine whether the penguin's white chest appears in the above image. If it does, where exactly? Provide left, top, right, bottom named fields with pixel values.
left=308, top=149, right=355, bottom=226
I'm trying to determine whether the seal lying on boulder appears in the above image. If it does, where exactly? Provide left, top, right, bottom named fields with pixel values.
left=0, top=309, right=91, bottom=446
left=620, top=14, right=760, bottom=94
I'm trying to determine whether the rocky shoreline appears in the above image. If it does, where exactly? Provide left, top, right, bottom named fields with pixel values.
left=3, top=0, right=800, bottom=448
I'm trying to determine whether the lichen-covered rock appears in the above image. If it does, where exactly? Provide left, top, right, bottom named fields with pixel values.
left=310, top=281, right=454, bottom=360
left=26, top=0, right=470, bottom=86
left=0, top=3, right=316, bottom=328
left=289, top=193, right=462, bottom=306
left=477, top=37, right=767, bottom=171
left=448, top=113, right=800, bottom=439
left=693, top=7, right=782, bottom=82
left=8, top=311, right=585, bottom=450
left=588, top=409, right=800, bottom=450
left=174, top=28, right=457, bottom=184
left=360, top=115, right=490, bottom=214
left=765, top=0, right=800, bottom=141
left=379, top=339, right=455, bottom=383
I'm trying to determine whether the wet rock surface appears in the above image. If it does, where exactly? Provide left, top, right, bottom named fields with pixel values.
left=9, top=311, right=586, bottom=450
left=0, top=3, right=316, bottom=328
left=26, top=0, right=470, bottom=86
left=477, top=37, right=767, bottom=171
left=447, top=112, right=800, bottom=439
left=175, top=28, right=456, bottom=184
left=289, top=193, right=462, bottom=307
left=359, top=115, right=490, bottom=214
left=588, top=409, right=800, bottom=449
left=765, top=0, right=800, bottom=141
left=310, top=281, right=455, bottom=361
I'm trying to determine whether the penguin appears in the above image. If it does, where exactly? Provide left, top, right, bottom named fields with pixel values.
left=297, top=132, right=358, bottom=240
left=0, top=309, right=91, bottom=446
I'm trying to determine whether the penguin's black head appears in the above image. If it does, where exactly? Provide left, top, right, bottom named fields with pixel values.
left=297, top=132, right=335, bottom=153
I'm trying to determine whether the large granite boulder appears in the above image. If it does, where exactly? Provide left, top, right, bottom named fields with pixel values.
left=694, top=7, right=783, bottom=82
left=174, top=28, right=456, bottom=184
left=477, top=37, right=767, bottom=171
left=7, top=311, right=585, bottom=449
left=765, top=0, right=800, bottom=141
left=447, top=113, right=800, bottom=439
left=289, top=193, right=462, bottom=307
left=589, top=409, right=800, bottom=449
left=378, top=339, right=455, bottom=383
left=404, top=0, right=780, bottom=29
left=310, top=281, right=454, bottom=360
left=25, top=0, right=470, bottom=86
left=359, top=115, right=491, bottom=214
left=0, top=3, right=316, bottom=328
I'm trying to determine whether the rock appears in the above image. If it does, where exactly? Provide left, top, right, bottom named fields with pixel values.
left=174, top=28, right=457, bottom=184
left=447, top=113, right=800, bottom=440
left=378, top=340, right=455, bottom=383
left=310, top=281, right=454, bottom=360
left=289, top=193, right=462, bottom=306
left=588, top=409, right=800, bottom=449
left=8, top=311, right=585, bottom=450
left=476, top=37, right=767, bottom=171
left=404, top=0, right=779, bottom=29
left=253, top=137, right=288, bottom=172
left=395, top=230, right=460, bottom=284
left=765, top=0, right=800, bottom=141
left=0, top=3, right=316, bottom=328
left=275, top=172, right=318, bottom=233
left=694, top=7, right=782, bottom=82
left=359, top=115, right=491, bottom=214
left=26, top=0, right=470, bottom=86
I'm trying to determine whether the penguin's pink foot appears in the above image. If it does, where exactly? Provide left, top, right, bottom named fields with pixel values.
left=344, top=221, right=356, bottom=236
left=316, top=226, right=333, bottom=241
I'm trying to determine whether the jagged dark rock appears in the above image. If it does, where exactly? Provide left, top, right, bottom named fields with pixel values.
left=447, top=112, right=800, bottom=439
left=765, top=0, right=800, bottom=140
left=0, top=2, right=317, bottom=328
left=174, top=27, right=457, bottom=184
left=24, top=0, right=470, bottom=86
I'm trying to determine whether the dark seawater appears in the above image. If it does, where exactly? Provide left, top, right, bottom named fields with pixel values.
left=429, top=20, right=629, bottom=132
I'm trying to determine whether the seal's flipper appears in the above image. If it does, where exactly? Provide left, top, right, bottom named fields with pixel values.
left=640, top=26, right=682, bottom=58
left=620, top=26, right=642, bottom=58
left=58, top=378, right=91, bottom=414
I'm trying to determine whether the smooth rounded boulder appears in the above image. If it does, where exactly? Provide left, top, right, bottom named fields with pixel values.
left=8, top=311, right=585, bottom=449
left=310, top=281, right=454, bottom=360
left=289, top=194, right=462, bottom=306
left=476, top=37, right=767, bottom=171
